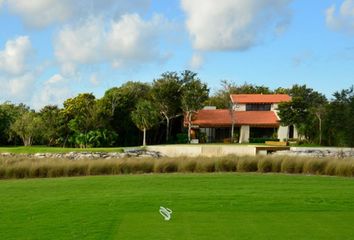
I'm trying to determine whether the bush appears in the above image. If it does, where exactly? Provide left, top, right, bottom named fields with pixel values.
left=215, top=156, right=238, bottom=172
left=0, top=155, right=353, bottom=179
left=154, top=159, right=178, bottom=173
left=195, top=158, right=216, bottom=172
left=249, top=138, right=279, bottom=143
left=237, top=157, right=258, bottom=172
left=335, top=160, right=354, bottom=177
left=270, top=157, right=283, bottom=173
left=303, top=158, right=328, bottom=175
left=281, top=158, right=300, bottom=174
left=176, top=133, right=188, bottom=144
left=257, top=157, right=274, bottom=173
left=178, top=158, right=197, bottom=172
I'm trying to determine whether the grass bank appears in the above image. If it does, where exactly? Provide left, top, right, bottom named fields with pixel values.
left=0, top=155, right=353, bottom=179
left=0, top=146, right=124, bottom=154
left=0, top=174, right=354, bottom=239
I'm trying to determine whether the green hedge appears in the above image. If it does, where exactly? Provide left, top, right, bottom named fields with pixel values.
left=249, top=138, right=279, bottom=143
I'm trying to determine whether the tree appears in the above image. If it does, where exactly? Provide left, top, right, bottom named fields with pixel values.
left=101, top=82, right=152, bottom=146
left=151, top=72, right=183, bottom=143
left=181, top=72, right=209, bottom=142
left=10, top=111, right=43, bottom=146
left=206, top=80, right=272, bottom=109
left=39, top=105, right=62, bottom=146
left=62, top=93, right=106, bottom=148
left=323, top=86, right=354, bottom=147
left=278, top=85, right=327, bottom=143
left=0, top=102, right=29, bottom=145
left=131, top=100, right=160, bottom=146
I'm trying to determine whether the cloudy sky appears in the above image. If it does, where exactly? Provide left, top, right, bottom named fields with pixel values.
left=0, top=0, right=353, bottom=109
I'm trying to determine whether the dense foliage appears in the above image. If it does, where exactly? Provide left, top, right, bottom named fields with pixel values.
left=0, top=70, right=352, bottom=147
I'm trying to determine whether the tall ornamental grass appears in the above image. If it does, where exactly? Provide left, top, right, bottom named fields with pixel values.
left=0, top=155, right=353, bottom=179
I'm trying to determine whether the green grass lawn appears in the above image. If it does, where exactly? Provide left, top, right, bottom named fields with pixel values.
left=0, top=173, right=354, bottom=240
left=0, top=146, right=124, bottom=154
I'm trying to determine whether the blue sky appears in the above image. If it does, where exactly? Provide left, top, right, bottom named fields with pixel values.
left=0, top=0, right=353, bottom=109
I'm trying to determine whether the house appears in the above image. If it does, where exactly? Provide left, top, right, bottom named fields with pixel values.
left=186, top=94, right=298, bottom=143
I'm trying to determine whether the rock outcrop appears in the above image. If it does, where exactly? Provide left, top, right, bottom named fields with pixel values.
left=0, top=149, right=163, bottom=159
left=272, top=147, right=354, bottom=158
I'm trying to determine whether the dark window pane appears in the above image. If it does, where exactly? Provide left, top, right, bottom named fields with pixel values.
left=246, top=104, right=271, bottom=111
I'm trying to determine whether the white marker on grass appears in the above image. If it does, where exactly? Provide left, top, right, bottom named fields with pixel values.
left=159, top=206, right=172, bottom=221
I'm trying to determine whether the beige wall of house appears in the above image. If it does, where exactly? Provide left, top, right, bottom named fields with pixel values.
left=277, top=125, right=299, bottom=141
left=233, top=104, right=246, bottom=111
left=239, top=125, right=250, bottom=143
left=271, top=103, right=278, bottom=111
left=293, top=127, right=299, bottom=139
left=277, top=126, right=288, bottom=141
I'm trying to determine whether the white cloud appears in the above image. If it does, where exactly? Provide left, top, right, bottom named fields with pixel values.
left=6, top=0, right=151, bottom=28
left=54, top=14, right=172, bottom=74
left=0, top=36, right=32, bottom=75
left=0, top=73, right=36, bottom=103
left=31, top=74, right=72, bottom=110
left=106, top=14, right=170, bottom=66
left=0, top=36, right=37, bottom=104
left=189, top=53, right=204, bottom=69
left=7, top=0, right=73, bottom=28
left=54, top=17, right=104, bottom=67
left=325, top=0, right=354, bottom=34
left=181, top=0, right=293, bottom=51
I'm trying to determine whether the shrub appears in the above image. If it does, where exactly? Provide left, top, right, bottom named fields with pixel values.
left=281, top=158, right=297, bottom=174
left=195, top=158, right=216, bottom=172
left=249, top=138, right=279, bottom=143
left=0, top=155, right=353, bottom=179
left=237, top=157, right=258, bottom=172
left=303, top=158, right=328, bottom=175
left=335, top=160, right=354, bottom=177
left=154, top=159, right=178, bottom=173
left=89, top=161, right=117, bottom=175
left=257, top=157, right=273, bottom=173
left=215, top=156, right=237, bottom=172
left=0, top=166, right=6, bottom=178
left=178, top=158, right=197, bottom=172
left=270, top=157, right=283, bottom=173
left=324, top=161, right=337, bottom=176
left=176, top=133, right=188, bottom=144
left=6, top=164, right=31, bottom=179
left=48, top=164, right=68, bottom=178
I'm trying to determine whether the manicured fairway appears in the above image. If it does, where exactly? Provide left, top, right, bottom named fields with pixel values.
left=0, top=173, right=353, bottom=240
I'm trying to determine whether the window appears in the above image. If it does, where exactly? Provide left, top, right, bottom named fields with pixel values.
left=246, top=104, right=271, bottom=111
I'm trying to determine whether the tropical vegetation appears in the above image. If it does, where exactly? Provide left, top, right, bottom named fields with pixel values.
left=0, top=70, right=353, bottom=147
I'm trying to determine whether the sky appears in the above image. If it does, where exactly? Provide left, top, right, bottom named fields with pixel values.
left=0, top=0, right=353, bottom=110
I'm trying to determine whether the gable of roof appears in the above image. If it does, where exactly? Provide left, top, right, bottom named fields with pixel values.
left=187, top=109, right=279, bottom=127
left=230, top=94, right=291, bottom=104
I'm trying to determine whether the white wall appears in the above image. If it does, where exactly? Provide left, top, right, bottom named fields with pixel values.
left=233, top=104, right=246, bottom=111
left=277, top=126, right=288, bottom=141
left=147, top=145, right=256, bottom=157
left=293, top=126, right=298, bottom=139
left=271, top=103, right=278, bottom=112
left=239, top=125, right=250, bottom=143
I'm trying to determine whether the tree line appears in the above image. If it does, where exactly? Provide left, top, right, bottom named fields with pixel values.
left=0, top=70, right=353, bottom=147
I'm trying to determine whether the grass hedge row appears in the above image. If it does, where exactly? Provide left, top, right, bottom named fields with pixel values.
left=0, top=155, right=353, bottom=179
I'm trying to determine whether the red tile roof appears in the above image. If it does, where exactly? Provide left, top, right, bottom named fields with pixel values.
left=236, top=111, right=279, bottom=125
left=187, top=109, right=279, bottom=127
left=230, top=94, right=291, bottom=104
